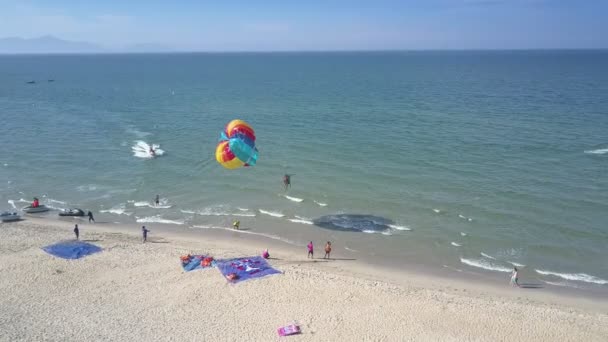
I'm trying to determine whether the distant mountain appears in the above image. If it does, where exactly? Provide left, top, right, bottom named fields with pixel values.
left=0, top=36, right=102, bottom=54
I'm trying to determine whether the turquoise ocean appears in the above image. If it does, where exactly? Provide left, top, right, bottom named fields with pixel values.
left=1, top=51, right=607, bottom=292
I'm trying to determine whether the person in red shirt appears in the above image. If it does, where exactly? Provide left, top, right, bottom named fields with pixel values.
left=32, top=197, right=39, bottom=208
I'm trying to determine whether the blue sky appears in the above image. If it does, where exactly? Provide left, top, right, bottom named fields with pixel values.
left=0, top=0, right=606, bottom=50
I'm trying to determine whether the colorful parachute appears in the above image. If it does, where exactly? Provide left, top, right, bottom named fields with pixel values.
left=215, top=119, right=258, bottom=169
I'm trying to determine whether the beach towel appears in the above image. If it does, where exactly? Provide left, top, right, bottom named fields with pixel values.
left=216, top=256, right=281, bottom=283
left=42, top=241, right=102, bottom=259
left=278, top=323, right=301, bottom=337
left=180, top=254, right=216, bottom=272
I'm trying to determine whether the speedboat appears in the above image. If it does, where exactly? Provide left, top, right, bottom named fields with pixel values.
left=22, top=205, right=50, bottom=213
left=58, top=208, right=85, bottom=217
left=1, top=211, right=21, bottom=222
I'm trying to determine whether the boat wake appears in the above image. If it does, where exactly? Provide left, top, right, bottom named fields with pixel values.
left=584, top=147, right=608, bottom=155
left=131, top=141, right=165, bottom=159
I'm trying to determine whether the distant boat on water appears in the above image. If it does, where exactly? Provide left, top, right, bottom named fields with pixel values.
left=26, top=81, right=36, bottom=84
left=48, top=79, right=54, bottom=82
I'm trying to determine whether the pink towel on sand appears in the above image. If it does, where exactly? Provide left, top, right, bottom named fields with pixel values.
left=277, top=323, right=301, bottom=336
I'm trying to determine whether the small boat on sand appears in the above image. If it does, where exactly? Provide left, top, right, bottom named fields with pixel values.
left=58, top=208, right=85, bottom=217
left=22, top=205, right=50, bottom=213
left=1, top=211, right=21, bottom=222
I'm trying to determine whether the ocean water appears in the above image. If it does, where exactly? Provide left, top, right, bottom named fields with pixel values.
left=1, top=51, right=607, bottom=291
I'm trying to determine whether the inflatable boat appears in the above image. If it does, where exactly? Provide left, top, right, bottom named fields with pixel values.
left=1, top=211, right=21, bottom=222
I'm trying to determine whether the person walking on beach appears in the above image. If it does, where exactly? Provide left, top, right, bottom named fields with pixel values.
left=510, top=267, right=520, bottom=287
left=307, top=241, right=314, bottom=259
left=73, top=224, right=79, bottom=240
left=232, top=220, right=240, bottom=230
left=87, top=211, right=95, bottom=223
left=142, top=226, right=150, bottom=243
left=155, top=195, right=160, bottom=206
left=324, top=241, right=332, bottom=259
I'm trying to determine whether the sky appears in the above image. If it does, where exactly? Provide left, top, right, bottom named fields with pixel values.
left=0, top=0, right=607, bottom=51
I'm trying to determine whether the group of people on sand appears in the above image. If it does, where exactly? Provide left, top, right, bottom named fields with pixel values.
left=307, top=241, right=332, bottom=259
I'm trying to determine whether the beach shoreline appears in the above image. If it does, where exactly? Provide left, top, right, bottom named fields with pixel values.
left=2, top=218, right=608, bottom=341
left=18, top=216, right=608, bottom=309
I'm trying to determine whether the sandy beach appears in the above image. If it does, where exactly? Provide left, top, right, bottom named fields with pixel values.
left=1, top=218, right=607, bottom=341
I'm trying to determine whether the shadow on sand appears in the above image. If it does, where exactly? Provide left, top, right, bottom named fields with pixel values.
left=519, top=283, right=544, bottom=289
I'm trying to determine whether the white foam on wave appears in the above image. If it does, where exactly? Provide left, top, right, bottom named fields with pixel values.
left=451, top=242, right=462, bottom=247
left=433, top=209, right=441, bottom=213
left=100, top=205, right=132, bottom=216
left=136, top=216, right=184, bottom=225
left=534, top=269, right=608, bottom=285
left=17, top=198, right=29, bottom=203
left=508, top=261, right=526, bottom=267
left=77, top=184, right=98, bottom=192
left=362, top=229, right=375, bottom=234
left=460, top=232, right=467, bottom=237
left=460, top=258, right=512, bottom=273
left=133, top=201, right=172, bottom=209
left=480, top=252, right=496, bottom=260
left=180, top=210, right=195, bottom=214
left=388, top=224, right=411, bottom=231
left=381, top=230, right=392, bottom=236
left=288, top=215, right=313, bottom=225
left=344, top=246, right=358, bottom=252
left=47, top=199, right=66, bottom=205
left=584, top=148, right=608, bottom=155
left=7, top=200, right=16, bottom=209
left=259, top=209, right=284, bottom=218
left=314, top=200, right=327, bottom=207
left=131, top=141, right=165, bottom=159
left=197, top=206, right=256, bottom=217
left=237, top=207, right=250, bottom=212
left=283, top=195, right=303, bottom=203
left=191, top=225, right=300, bottom=246
left=542, top=280, right=581, bottom=289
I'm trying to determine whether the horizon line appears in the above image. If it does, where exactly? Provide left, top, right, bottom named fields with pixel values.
left=1, top=48, right=607, bottom=56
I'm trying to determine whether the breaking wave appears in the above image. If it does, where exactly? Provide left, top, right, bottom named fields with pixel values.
left=136, top=216, right=184, bottom=225
left=460, top=258, right=512, bottom=273
left=535, top=269, right=608, bottom=285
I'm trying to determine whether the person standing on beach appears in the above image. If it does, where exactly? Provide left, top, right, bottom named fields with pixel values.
left=155, top=195, right=160, bottom=207
left=324, top=241, right=332, bottom=259
left=142, top=226, right=150, bottom=243
left=87, top=211, right=95, bottom=223
left=510, top=267, right=520, bottom=287
left=73, top=224, right=79, bottom=240
left=307, top=241, right=314, bottom=259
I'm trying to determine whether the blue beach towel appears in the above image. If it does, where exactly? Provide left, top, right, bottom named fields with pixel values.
left=42, top=241, right=102, bottom=259
left=180, top=255, right=216, bottom=272
left=216, top=256, right=281, bottom=283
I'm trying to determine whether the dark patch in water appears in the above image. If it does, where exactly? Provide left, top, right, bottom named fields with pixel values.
left=313, top=214, right=394, bottom=233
